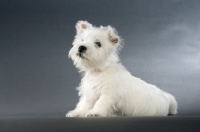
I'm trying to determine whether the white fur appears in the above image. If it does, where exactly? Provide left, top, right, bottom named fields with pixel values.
left=66, top=21, right=178, bottom=117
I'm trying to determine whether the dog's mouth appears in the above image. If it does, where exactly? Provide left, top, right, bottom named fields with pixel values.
left=77, top=53, right=86, bottom=59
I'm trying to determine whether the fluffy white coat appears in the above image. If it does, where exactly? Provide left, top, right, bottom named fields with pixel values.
left=66, top=21, right=178, bottom=117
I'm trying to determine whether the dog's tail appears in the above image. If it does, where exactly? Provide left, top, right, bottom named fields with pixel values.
left=165, top=92, right=178, bottom=115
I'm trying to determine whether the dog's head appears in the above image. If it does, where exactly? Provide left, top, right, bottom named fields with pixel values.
left=69, top=21, right=122, bottom=71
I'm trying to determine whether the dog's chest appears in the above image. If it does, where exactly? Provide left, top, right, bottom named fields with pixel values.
left=81, top=72, right=108, bottom=96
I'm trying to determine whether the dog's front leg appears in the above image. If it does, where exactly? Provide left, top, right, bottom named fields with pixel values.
left=86, top=95, right=114, bottom=117
left=66, top=97, right=93, bottom=117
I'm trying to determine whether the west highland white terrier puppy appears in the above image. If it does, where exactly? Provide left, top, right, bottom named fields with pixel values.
left=66, top=21, right=178, bottom=117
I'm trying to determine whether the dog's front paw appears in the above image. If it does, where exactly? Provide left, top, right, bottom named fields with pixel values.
left=66, top=110, right=85, bottom=117
left=86, top=113, right=101, bottom=117
left=86, top=110, right=106, bottom=117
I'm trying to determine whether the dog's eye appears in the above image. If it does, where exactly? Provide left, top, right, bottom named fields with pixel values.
left=95, top=42, right=101, bottom=47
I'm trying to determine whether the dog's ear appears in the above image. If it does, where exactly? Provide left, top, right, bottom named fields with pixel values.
left=107, top=26, right=120, bottom=45
left=76, top=21, right=92, bottom=34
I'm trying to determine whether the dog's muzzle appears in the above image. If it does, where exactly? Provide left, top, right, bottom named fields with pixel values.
left=78, top=45, right=87, bottom=53
left=78, top=45, right=87, bottom=59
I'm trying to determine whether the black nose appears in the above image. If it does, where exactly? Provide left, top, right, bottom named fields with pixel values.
left=78, top=46, right=87, bottom=53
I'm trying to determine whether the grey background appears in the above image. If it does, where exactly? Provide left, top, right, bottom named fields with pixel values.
left=0, top=0, right=200, bottom=117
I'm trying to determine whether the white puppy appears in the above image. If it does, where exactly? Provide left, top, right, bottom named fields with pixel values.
left=66, top=21, right=178, bottom=117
